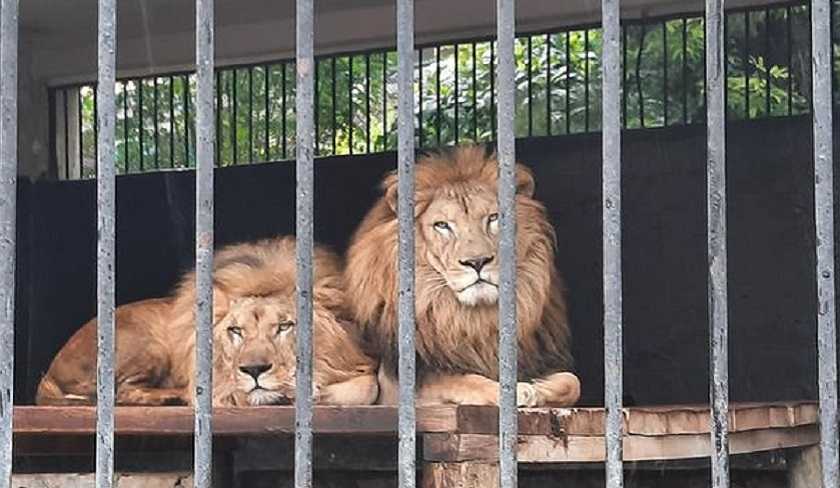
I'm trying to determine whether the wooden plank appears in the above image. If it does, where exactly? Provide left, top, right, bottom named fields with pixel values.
left=454, top=402, right=818, bottom=436
left=12, top=402, right=818, bottom=437
left=13, top=406, right=458, bottom=436
left=422, top=462, right=499, bottom=488
left=423, top=425, right=821, bottom=463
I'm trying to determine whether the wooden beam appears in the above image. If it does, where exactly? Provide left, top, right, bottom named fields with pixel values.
left=422, top=462, right=499, bottom=488
left=423, top=425, right=821, bottom=463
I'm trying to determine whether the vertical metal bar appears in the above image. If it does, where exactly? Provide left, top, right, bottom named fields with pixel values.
left=64, top=90, right=70, bottom=178
left=194, top=0, right=215, bottom=486
left=95, top=0, right=117, bottom=485
left=123, top=82, right=129, bottom=172
left=94, top=88, right=99, bottom=172
left=249, top=67, right=254, bottom=162
left=455, top=45, right=460, bottom=143
left=472, top=42, right=478, bottom=141
left=565, top=31, right=571, bottom=134
left=396, top=2, right=416, bottom=488
left=436, top=46, right=441, bottom=146
left=350, top=56, right=354, bottom=154
left=331, top=57, right=337, bottom=155
left=139, top=80, right=145, bottom=171
left=315, top=58, right=320, bottom=156
left=764, top=9, right=771, bottom=116
left=78, top=88, right=84, bottom=179
left=0, top=0, right=18, bottom=485
left=184, top=75, right=191, bottom=166
left=216, top=71, right=221, bottom=166
left=282, top=63, right=288, bottom=159
left=663, top=22, right=669, bottom=126
left=154, top=78, right=160, bottom=169
left=636, top=26, right=646, bottom=128
left=265, top=65, right=270, bottom=161
left=584, top=29, right=590, bottom=132
left=497, top=0, right=517, bottom=487
left=418, top=49, right=424, bottom=148
left=383, top=52, right=388, bottom=150
left=706, top=0, right=729, bottom=487
left=169, top=77, right=175, bottom=166
left=295, top=0, right=315, bottom=486
left=744, top=12, right=750, bottom=119
left=490, top=42, right=496, bottom=141
left=623, top=27, right=628, bottom=127
left=366, top=54, right=371, bottom=153
left=602, top=0, right=623, bottom=487
left=546, top=34, right=552, bottom=136
left=787, top=6, right=793, bottom=116
left=683, top=18, right=688, bottom=123
left=232, top=70, right=238, bottom=164
left=812, top=1, right=840, bottom=487
left=528, top=36, right=533, bottom=136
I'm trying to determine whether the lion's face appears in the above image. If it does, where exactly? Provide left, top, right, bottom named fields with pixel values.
left=216, top=296, right=297, bottom=406
left=418, top=185, right=501, bottom=306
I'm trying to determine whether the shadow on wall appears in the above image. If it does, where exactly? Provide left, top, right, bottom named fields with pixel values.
left=14, top=115, right=829, bottom=406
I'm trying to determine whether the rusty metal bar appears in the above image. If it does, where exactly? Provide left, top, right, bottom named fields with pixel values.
left=811, top=1, right=839, bottom=486
left=295, top=0, right=315, bottom=486
left=602, top=0, right=623, bottom=487
left=705, top=0, right=729, bottom=487
left=194, top=0, right=215, bottom=486
left=0, top=0, right=18, bottom=485
left=497, top=0, right=517, bottom=487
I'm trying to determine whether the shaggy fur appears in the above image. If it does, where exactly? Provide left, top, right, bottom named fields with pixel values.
left=36, top=236, right=378, bottom=407
left=344, top=145, right=579, bottom=406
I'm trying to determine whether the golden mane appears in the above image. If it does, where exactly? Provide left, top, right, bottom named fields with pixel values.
left=344, top=145, right=573, bottom=382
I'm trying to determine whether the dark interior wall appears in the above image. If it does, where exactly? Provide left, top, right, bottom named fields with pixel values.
left=14, top=116, right=829, bottom=406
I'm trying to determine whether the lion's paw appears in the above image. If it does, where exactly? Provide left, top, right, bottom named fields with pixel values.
left=517, top=382, right=541, bottom=407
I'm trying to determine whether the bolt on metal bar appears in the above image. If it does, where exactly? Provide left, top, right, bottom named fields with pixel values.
left=0, top=0, right=18, bottom=485
left=812, top=1, right=840, bottom=486
left=295, top=0, right=315, bottom=486
left=95, top=0, right=117, bottom=485
left=705, top=1, right=729, bottom=487
left=396, top=1, right=416, bottom=487
left=497, top=0, right=517, bottom=487
left=602, top=1, right=623, bottom=487
left=194, top=0, right=215, bottom=486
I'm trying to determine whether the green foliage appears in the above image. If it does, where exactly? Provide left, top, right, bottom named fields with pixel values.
left=68, top=3, right=819, bottom=178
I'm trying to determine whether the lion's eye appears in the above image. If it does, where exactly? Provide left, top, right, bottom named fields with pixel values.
left=433, top=221, right=451, bottom=232
left=227, top=326, right=243, bottom=338
left=488, top=213, right=499, bottom=223
left=276, top=321, right=295, bottom=334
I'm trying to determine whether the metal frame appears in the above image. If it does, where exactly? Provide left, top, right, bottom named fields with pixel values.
left=0, top=1, right=839, bottom=488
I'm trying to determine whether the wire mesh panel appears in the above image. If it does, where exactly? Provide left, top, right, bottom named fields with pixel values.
left=295, top=0, right=315, bottom=487
left=396, top=0, right=417, bottom=487
left=95, top=0, right=118, bottom=486
left=811, top=1, right=840, bottom=486
left=194, top=0, right=215, bottom=486
left=705, top=1, right=729, bottom=487
left=0, top=0, right=18, bottom=486
left=601, top=0, right=623, bottom=487
left=496, top=0, right=518, bottom=487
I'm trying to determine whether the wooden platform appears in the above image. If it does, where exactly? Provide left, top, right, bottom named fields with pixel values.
left=11, top=402, right=823, bottom=487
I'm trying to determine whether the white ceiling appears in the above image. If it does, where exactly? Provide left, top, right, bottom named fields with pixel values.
left=20, top=0, right=782, bottom=84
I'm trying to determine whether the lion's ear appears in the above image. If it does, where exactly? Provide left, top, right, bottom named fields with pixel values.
left=383, top=171, right=432, bottom=216
left=515, top=164, right=536, bottom=198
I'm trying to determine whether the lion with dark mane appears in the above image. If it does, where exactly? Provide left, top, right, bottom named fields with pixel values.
left=344, top=146, right=580, bottom=406
left=36, top=237, right=378, bottom=407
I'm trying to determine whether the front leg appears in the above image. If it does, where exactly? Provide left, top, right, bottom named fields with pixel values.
left=416, top=372, right=544, bottom=407
left=318, top=374, right=380, bottom=405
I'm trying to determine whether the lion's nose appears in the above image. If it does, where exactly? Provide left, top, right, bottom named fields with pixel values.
left=239, top=363, right=272, bottom=380
left=459, top=255, right=494, bottom=273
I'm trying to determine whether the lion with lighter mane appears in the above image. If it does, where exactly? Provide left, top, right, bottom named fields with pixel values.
left=344, top=145, right=580, bottom=406
left=36, top=237, right=378, bottom=407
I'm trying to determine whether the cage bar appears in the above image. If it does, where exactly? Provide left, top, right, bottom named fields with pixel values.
left=602, top=1, right=623, bottom=487
left=194, top=0, right=215, bottom=486
left=811, top=1, right=840, bottom=486
left=496, top=0, right=517, bottom=487
left=95, top=0, right=117, bottom=486
left=295, top=0, right=315, bottom=486
left=396, top=1, right=417, bottom=487
left=705, top=0, right=730, bottom=487
left=0, top=0, right=18, bottom=486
